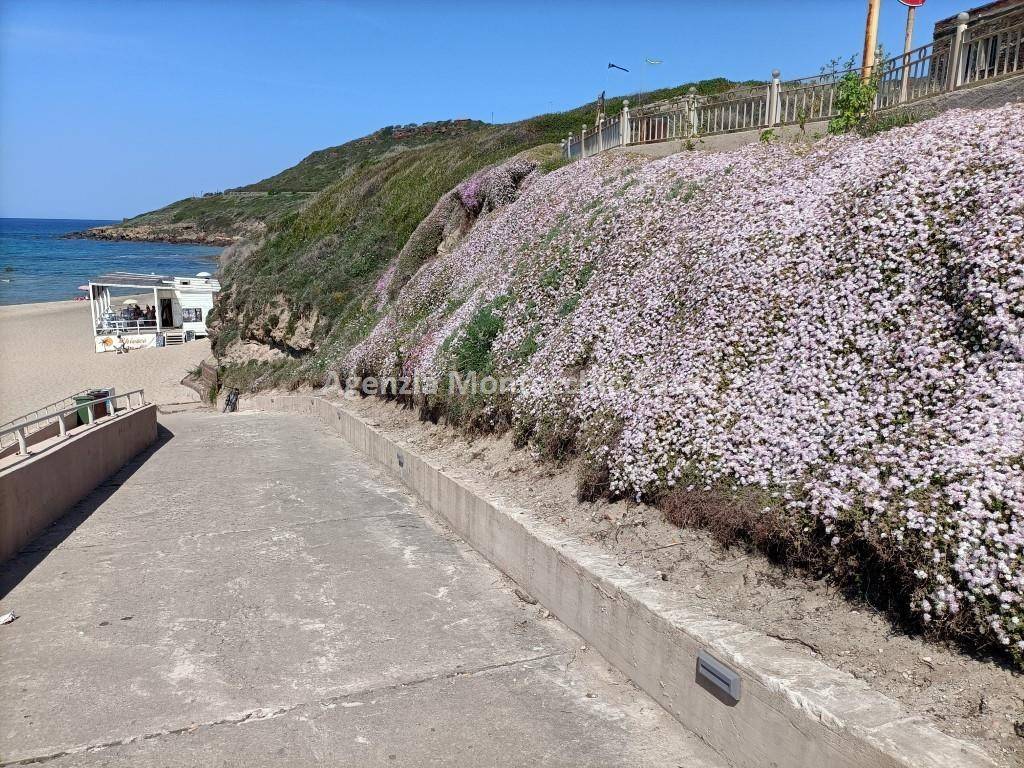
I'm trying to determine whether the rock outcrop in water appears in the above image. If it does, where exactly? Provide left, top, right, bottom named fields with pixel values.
left=66, top=222, right=242, bottom=247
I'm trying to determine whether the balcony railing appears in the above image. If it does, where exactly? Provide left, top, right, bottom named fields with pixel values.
left=95, top=318, right=171, bottom=334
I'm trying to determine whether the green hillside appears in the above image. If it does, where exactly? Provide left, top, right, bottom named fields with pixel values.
left=204, top=78, right=739, bottom=381
left=102, top=120, right=489, bottom=241
left=90, top=78, right=739, bottom=245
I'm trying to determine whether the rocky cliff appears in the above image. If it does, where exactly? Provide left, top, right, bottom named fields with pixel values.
left=66, top=222, right=247, bottom=246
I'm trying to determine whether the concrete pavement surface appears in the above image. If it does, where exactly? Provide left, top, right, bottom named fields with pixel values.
left=0, top=409, right=727, bottom=767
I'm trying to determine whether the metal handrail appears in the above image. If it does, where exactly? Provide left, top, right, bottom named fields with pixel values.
left=875, top=41, right=949, bottom=110
left=0, top=389, right=95, bottom=450
left=0, top=389, right=92, bottom=433
left=781, top=66, right=860, bottom=89
left=1, top=388, right=147, bottom=457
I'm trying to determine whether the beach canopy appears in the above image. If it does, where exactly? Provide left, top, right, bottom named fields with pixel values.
left=77, top=285, right=89, bottom=291
left=122, top=298, right=139, bottom=305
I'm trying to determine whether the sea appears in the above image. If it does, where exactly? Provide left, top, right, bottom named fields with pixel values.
left=0, top=218, right=222, bottom=306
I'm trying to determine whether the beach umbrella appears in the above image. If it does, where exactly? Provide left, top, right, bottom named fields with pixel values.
left=77, top=285, right=89, bottom=291
left=122, top=298, right=139, bottom=305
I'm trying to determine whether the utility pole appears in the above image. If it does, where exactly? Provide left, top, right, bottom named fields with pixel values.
left=899, top=0, right=924, bottom=101
left=862, top=0, right=882, bottom=82
left=902, top=2, right=916, bottom=58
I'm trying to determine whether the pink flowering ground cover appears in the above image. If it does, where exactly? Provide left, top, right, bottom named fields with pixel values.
left=344, top=105, right=1024, bottom=661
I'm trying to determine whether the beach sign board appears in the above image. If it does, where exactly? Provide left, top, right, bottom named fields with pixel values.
left=95, top=334, right=157, bottom=353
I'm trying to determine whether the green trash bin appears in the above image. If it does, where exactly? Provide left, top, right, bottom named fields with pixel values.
left=73, top=394, right=93, bottom=425
left=74, top=390, right=110, bottom=425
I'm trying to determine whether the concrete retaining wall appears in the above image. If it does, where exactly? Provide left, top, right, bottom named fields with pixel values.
left=181, top=360, right=219, bottom=403
left=245, top=393, right=993, bottom=768
left=0, top=404, right=158, bottom=562
left=616, top=120, right=830, bottom=159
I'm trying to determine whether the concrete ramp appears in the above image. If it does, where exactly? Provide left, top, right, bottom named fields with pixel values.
left=0, top=410, right=725, bottom=767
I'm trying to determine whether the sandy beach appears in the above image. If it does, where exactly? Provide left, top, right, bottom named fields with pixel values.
left=0, top=297, right=210, bottom=423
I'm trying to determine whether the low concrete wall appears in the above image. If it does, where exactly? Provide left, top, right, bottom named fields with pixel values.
left=0, top=404, right=158, bottom=562
left=244, top=394, right=993, bottom=768
left=899, top=72, right=1024, bottom=115
left=616, top=120, right=830, bottom=159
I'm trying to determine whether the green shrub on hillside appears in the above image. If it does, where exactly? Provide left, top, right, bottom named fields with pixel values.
left=451, top=300, right=506, bottom=375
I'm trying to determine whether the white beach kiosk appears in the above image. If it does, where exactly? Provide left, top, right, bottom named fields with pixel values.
left=88, top=271, right=220, bottom=353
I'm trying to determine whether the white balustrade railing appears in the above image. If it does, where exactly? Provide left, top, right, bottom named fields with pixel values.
left=697, top=83, right=771, bottom=134
left=583, top=124, right=602, bottom=156
left=566, top=133, right=582, bottom=159
left=0, top=389, right=147, bottom=457
left=564, top=8, right=1021, bottom=160
left=599, top=114, right=622, bottom=149
left=632, top=105, right=697, bottom=143
left=777, top=74, right=848, bottom=126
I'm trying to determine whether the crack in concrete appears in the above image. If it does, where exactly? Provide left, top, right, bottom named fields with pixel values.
left=1, top=651, right=566, bottom=766
left=17, top=512, right=416, bottom=556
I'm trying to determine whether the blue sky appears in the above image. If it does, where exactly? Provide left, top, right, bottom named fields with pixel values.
left=0, top=0, right=969, bottom=219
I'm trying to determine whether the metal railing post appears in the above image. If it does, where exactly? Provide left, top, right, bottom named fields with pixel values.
left=949, top=12, right=970, bottom=89
left=16, top=427, right=27, bottom=456
left=86, top=403, right=95, bottom=425
left=621, top=100, right=630, bottom=145
left=767, top=69, right=781, bottom=126
left=58, top=413, right=67, bottom=438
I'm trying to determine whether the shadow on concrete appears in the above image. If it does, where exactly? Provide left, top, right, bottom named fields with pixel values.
left=0, top=423, right=175, bottom=600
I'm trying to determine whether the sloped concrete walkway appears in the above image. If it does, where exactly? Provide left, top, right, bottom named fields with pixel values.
left=0, top=410, right=726, bottom=767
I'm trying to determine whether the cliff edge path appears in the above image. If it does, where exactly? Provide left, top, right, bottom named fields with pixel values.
left=0, top=409, right=725, bottom=767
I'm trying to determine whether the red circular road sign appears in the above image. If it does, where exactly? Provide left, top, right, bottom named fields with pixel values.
left=898, top=0, right=926, bottom=7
